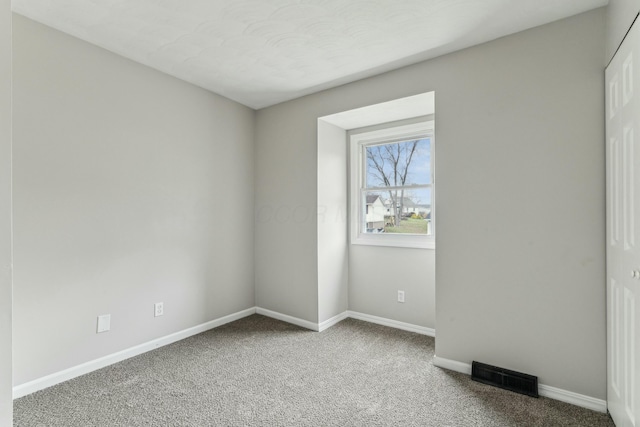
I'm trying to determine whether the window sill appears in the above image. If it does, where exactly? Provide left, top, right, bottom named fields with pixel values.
left=351, top=235, right=435, bottom=250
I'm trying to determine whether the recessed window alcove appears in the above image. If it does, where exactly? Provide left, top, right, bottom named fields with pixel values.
left=316, top=92, right=436, bottom=329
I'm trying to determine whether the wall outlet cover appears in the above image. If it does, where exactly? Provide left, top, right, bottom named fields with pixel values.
left=97, top=314, right=111, bottom=333
left=398, top=290, right=405, bottom=303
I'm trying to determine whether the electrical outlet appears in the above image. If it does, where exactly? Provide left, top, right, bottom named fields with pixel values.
left=397, top=290, right=405, bottom=303
left=97, top=314, right=111, bottom=333
left=154, top=302, right=164, bottom=317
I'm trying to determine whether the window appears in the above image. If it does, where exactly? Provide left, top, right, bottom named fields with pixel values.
left=350, top=121, right=434, bottom=249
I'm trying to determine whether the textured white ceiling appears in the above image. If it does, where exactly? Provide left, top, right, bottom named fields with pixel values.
left=12, top=0, right=608, bottom=109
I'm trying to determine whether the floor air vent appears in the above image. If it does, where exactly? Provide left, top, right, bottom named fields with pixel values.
left=471, top=361, right=538, bottom=397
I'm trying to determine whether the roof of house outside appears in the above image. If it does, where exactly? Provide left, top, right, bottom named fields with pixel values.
left=366, top=195, right=381, bottom=204
left=383, top=197, right=417, bottom=207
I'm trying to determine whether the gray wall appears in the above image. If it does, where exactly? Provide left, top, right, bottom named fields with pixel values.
left=606, top=0, right=640, bottom=62
left=0, top=0, right=11, bottom=423
left=434, top=10, right=605, bottom=399
left=317, top=120, right=348, bottom=323
left=254, top=104, right=319, bottom=322
left=12, top=15, right=256, bottom=385
left=255, top=9, right=606, bottom=399
left=350, top=246, right=435, bottom=328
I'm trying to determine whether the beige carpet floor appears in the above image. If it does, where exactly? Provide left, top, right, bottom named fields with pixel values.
left=14, top=314, right=615, bottom=426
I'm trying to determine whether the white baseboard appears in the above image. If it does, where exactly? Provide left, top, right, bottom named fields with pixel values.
left=433, top=355, right=472, bottom=374
left=14, top=306, right=608, bottom=415
left=537, top=384, right=607, bottom=414
left=347, top=311, right=436, bottom=337
left=14, top=307, right=431, bottom=399
left=13, top=307, right=257, bottom=399
left=255, top=307, right=319, bottom=331
left=432, top=356, right=607, bottom=413
left=318, top=311, right=349, bottom=331
left=256, top=308, right=434, bottom=337
left=256, top=308, right=434, bottom=336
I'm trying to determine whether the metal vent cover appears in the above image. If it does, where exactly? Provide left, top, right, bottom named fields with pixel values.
left=471, top=361, right=539, bottom=397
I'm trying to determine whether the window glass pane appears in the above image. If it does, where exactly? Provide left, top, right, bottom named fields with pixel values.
left=363, top=188, right=432, bottom=235
left=365, top=138, right=431, bottom=188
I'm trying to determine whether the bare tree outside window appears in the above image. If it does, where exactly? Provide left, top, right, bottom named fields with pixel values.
left=364, top=138, right=431, bottom=234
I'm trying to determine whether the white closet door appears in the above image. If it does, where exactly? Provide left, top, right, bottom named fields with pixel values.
left=606, top=17, right=640, bottom=427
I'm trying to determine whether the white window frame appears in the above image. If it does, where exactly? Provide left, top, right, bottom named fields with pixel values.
left=349, top=121, right=435, bottom=249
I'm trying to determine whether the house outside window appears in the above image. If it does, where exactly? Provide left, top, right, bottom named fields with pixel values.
left=350, top=121, right=434, bottom=249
